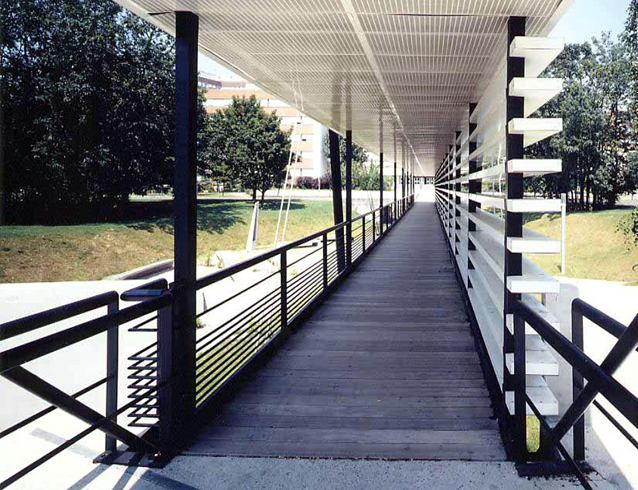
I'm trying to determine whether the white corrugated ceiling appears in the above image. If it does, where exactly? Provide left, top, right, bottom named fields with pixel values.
left=115, top=0, right=571, bottom=175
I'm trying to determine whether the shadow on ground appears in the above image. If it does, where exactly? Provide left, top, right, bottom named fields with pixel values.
left=123, top=200, right=307, bottom=236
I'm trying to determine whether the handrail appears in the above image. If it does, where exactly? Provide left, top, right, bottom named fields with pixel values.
left=197, top=196, right=412, bottom=290
left=0, top=291, right=118, bottom=341
left=514, top=299, right=638, bottom=431
left=512, top=297, right=638, bottom=484
left=0, top=293, right=173, bottom=375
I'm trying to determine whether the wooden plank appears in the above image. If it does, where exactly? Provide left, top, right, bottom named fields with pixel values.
left=220, top=402, right=495, bottom=419
left=185, top=440, right=506, bottom=461
left=188, top=202, right=506, bottom=461
left=206, top=413, right=500, bottom=431
left=228, top=392, right=492, bottom=408
left=281, top=340, right=477, bottom=353
left=201, top=426, right=501, bottom=444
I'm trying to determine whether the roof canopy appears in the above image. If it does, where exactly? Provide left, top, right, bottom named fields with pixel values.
left=116, top=0, right=571, bottom=174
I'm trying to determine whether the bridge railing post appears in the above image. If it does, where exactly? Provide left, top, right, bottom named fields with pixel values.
left=323, top=232, right=328, bottom=290
left=362, top=216, right=366, bottom=252
left=105, top=296, right=119, bottom=452
left=571, top=306, right=586, bottom=462
left=372, top=211, right=376, bottom=242
left=281, top=250, right=288, bottom=331
left=157, top=298, right=174, bottom=451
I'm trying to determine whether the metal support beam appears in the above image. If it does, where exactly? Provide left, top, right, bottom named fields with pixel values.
left=345, top=130, right=353, bottom=266
left=172, top=10, right=199, bottom=441
left=505, top=15, right=527, bottom=461
left=379, top=132, right=384, bottom=233
left=328, top=129, right=346, bottom=272
left=393, top=130, right=397, bottom=221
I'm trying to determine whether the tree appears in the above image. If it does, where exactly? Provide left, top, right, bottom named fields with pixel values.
left=322, top=132, right=385, bottom=190
left=525, top=28, right=635, bottom=209
left=205, top=96, right=290, bottom=201
left=0, top=0, right=213, bottom=224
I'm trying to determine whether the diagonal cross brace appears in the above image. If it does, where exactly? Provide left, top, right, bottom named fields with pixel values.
left=552, top=313, right=638, bottom=442
left=2, top=367, right=157, bottom=454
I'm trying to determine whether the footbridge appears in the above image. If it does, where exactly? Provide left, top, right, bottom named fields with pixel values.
left=2, top=1, right=638, bottom=489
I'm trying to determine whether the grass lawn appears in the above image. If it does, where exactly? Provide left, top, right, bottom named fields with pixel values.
left=525, top=207, right=638, bottom=284
left=0, top=199, right=335, bottom=283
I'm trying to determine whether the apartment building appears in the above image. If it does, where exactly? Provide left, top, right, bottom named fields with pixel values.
left=200, top=73, right=327, bottom=179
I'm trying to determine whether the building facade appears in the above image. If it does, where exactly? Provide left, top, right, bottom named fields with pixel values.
left=200, top=73, right=328, bottom=179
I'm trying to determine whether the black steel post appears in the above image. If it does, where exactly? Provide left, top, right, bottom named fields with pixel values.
left=157, top=300, right=174, bottom=450
left=394, top=130, right=397, bottom=222
left=322, top=233, right=328, bottom=289
left=280, top=251, right=288, bottom=331
left=172, top=11, right=199, bottom=439
left=454, top=132, right=462, bottom=255
left=379, top=150, right=384, bottom=233
left=105, top=298, right=119, bottom=452
left=572, top=307, right=586, bottom=462
left=505, top=15, right=526, bottom=460
left=346, top=130, right=353, bottom=266
left=372, top=211, right=376, bottom=242
left=362, top=216, right=366, bottom=252
left=328, top=129, right=345, bottom=272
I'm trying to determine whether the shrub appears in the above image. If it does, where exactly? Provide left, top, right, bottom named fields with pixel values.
left=296, top=176, right=318, bottom=189
left=618, top=207, right=638, bottom=249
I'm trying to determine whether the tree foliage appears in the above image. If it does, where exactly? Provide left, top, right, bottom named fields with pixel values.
left=0, top=0, right=214, bottom=224
left=322, top=133, right=390, bottom=190
left=204, top=96, right=290, bottom=201
left=526, top=7, right=637, bottom=210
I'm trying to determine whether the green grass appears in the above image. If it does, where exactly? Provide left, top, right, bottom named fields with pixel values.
left=0, top=200, right=334, bottom=283
left=525, top=207, right=638, bottom=284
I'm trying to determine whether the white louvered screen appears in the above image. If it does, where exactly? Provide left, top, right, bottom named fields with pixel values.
left=435, top=32, right=565, bottom=416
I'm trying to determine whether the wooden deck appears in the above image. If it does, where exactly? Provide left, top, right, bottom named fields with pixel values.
left=186, top=202, right=506, bottom=461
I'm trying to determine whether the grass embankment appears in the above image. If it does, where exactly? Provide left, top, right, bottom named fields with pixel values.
left=0, top=199, right=334, bottom=283
left=525, top=207, right=638, bottom=284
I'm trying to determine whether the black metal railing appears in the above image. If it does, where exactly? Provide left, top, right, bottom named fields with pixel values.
left=0, top=290, right=173, bottom=489
left=0, top=194, right=414, bottom=487
left=191, top=196, right=413, bottom=411
left=511, top=298, right=638, bottom=489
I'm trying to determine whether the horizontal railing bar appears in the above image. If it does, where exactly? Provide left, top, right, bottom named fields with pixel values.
left=195, top=322, right=282, bottom=404
left=196, top=309, right=282, bottom=387
left=0, top=293, right=173, bottom=375
left=195, top=288, right=282, bottom=355
left=195, top=199, right=406, bottom=290
left=197, top=301, right=283, bottom=375
left=195, top=286, right=281, bottom=347
left=195, top=267, right=281, bottom=319
left=128, top=342, right=158, bottom=360
left=285, top=242, right=324, bottom=269
left=0, top=292, right=118, bottom=341
left=127, top=315, right=158, bottom=332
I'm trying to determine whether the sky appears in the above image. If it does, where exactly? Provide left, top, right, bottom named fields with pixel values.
left=197, top=0, right=632, bottom=78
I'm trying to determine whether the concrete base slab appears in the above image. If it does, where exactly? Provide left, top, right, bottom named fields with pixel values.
left=7, top=450, right=617, bottom=490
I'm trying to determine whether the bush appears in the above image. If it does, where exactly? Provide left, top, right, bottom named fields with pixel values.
left=618, top=207, right=638, bottom=249
left=296, top=176, right=318, bottom=189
